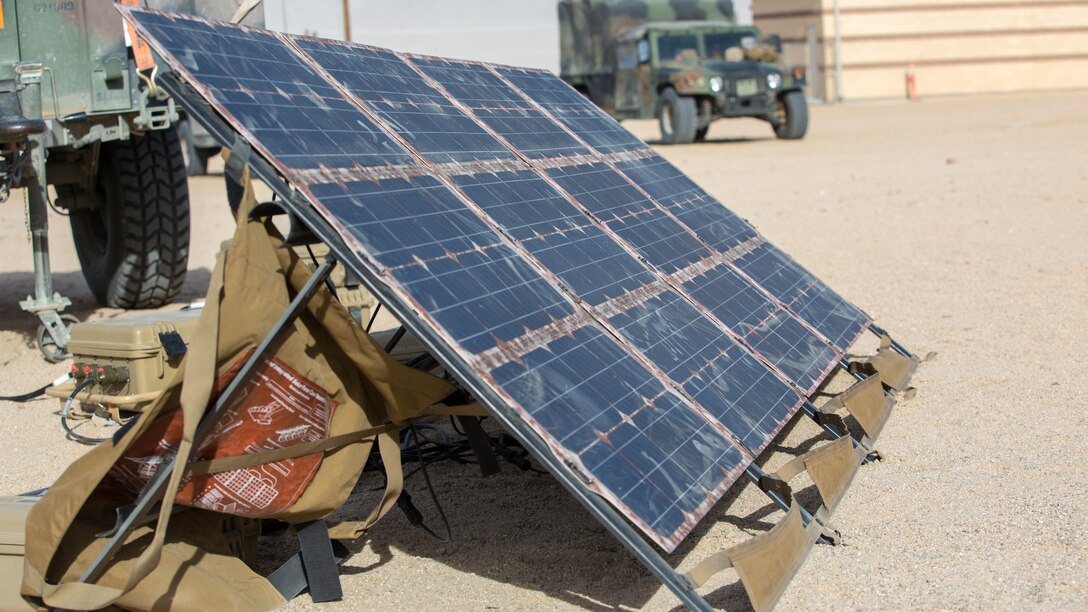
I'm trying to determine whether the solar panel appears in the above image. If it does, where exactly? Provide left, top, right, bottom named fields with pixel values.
left=497, top=66, right=649, bottom=155
left=410, top=56, right=593, bottom=160
left=542, top=162, right=840, bottom=393
left=305, top=175, right=752, bottom=548
left=293, top=37, right=517, bottom=165
left=121, top=8, right=861, bottom=558
left=452, top=169, right=805, bottom=454
left=499, top=65, right=871, bottom=350
left=127, top=12, right=413, bottom=172
left=613, top=153, right=871, bottom=350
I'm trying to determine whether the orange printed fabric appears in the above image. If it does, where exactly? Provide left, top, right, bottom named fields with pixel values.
left=109, top=352, right=338, bottom=517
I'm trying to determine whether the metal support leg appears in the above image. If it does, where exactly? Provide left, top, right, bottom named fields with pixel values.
left=79, top=259, right=337, bottom=584
left=15, top=63, right=73, bottom=359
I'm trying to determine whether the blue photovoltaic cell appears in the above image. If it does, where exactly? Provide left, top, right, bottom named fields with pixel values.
left=409, top=56, right=592, bottom=160
left=731, top=244, right=869, bottom=350
left=491, top=327, right=747, bottom=539
left=606, top=292, right=803, bottom=453
left=612, top=154, right=870, bottom=349
left=454, top=170, right=803, bottom=452
left=680, top=264, right=838, bottom=393
left=293, top=38, right=516, bottom=165
left=614, top=155, right=759, bottom=251
left=546, top=163, right=713, bottom=274
left=452, top=170, right=655, bottom=306
left=496, top=66, right=649, bottom=155
left=126, top=11, right=412, bottom=171
left=545, top=163, right=839, bottom=393
left=305, top=176, right=574, bottom=354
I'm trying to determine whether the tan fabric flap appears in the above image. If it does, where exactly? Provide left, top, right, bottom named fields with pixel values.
left=685, top=504, right=821, bottom=612
left=773, top=436, right=864, bottom=516
left=802, top=436, right=864, bottom=514
left=865, top=335, right=919, bottom=390
left=838, top=375, right=895, bottom=441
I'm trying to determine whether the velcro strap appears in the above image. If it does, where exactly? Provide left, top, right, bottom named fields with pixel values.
left=769, top=436, right=864, bottom=543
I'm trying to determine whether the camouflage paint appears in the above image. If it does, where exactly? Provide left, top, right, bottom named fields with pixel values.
left=0, top=0, right=263, bottom=120
left=559, top=0, right=736, bottom=81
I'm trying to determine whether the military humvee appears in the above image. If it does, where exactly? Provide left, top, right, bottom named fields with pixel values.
left=558, top=0, right=808, bottom=144
left=0, top=0, right=261, bottom=360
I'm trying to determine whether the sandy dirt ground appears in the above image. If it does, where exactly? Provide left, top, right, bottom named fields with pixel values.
left=0, top=90, right=1085, bottom=610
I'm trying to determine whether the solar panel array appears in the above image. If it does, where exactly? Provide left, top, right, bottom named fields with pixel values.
left=123, top=8, right=871, bottom=552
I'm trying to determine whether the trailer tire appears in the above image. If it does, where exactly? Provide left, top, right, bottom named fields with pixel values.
left=773, top=90, right=808, bottom=140
left=69, top=129, right=190, bottom=309
left=658, top=88, right=697, bottom=144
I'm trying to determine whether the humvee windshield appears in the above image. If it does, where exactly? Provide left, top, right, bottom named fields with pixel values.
left=655, top=29, right=761, bottom=62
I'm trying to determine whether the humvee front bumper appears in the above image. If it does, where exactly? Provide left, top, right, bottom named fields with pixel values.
left=716, top=91, right=776, bottom=119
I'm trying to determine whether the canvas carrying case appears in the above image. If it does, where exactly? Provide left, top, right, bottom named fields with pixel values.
left=20, top=177, right=453, bottom=610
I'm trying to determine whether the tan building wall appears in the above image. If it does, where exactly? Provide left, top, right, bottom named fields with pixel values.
left=755, top=0, right=1088, bottom=101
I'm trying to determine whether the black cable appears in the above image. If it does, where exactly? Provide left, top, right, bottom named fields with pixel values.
left=0, top=383, right=52, bottom=402
left=407, top=422, right=452, bottom=542
left=364, top=302, right=382, bottom=333
left=61, top=378, right=113, bottom=445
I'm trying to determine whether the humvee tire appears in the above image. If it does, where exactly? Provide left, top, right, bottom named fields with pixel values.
left=773, top=90, right=808, bottom=140
left=659, top=88, right=697, bottom=144
left=68, top=129, right=190, bottom=308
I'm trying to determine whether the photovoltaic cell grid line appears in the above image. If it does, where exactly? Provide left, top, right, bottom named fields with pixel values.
left=292, top=37, right=517, bottom=165
left=452, top=170, right=805, bottom=454
left=613, top=154, right=871, bottom=350
left=284, top=38, right=811, bottom=443
left=117, top=12, right=412, bottom=172
left=123, top=8, right=770, bottom=551
left=289, top=33, right=809, bottom=442
left=408, top=55, right=840, bottom=394
left=499, top=64, right=871, bottom=350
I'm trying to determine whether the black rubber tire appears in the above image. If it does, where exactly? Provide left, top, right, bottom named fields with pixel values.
left=694, top=125, right=710, bottom=142
left=69, top=129, right=190, bottom=309
left=177, top=119, right=209, bottom=176
left=658, top=88, right=698, bottom=144
left=773, top=90, right=809, bottom=140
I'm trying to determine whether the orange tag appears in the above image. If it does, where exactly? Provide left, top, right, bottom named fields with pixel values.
left=119, top=0, right=154, bottom=71
left=0, top=4, right=5, bottom=30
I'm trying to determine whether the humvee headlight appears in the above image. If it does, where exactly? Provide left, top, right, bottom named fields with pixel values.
left=766, top=73, right=782, bottom=89
left=709, top=77, right=723, bottom=92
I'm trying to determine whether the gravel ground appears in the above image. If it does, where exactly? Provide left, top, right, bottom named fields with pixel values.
left=0, top=90, right=1084, bottom=610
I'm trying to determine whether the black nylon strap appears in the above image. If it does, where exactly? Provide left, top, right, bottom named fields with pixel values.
left=296, top=520, right=342, bottom=602
left=457, top=415, right=501, bottom=477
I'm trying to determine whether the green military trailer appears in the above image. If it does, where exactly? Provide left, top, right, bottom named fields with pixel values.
left=0, top=0, right=261, bottom=361
left=558, top=0, right=808, bottom=144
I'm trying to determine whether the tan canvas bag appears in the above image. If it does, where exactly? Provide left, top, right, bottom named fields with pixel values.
left=22, top=177, right=453, bottom=610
